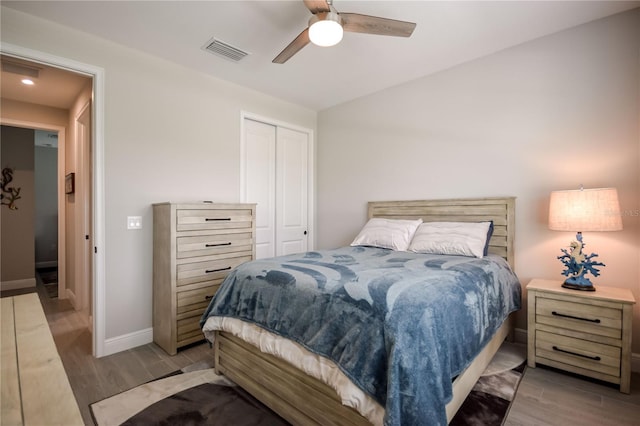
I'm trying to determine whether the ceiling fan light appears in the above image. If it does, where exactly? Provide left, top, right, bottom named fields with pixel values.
left=309, top=13, right=343, bottom=47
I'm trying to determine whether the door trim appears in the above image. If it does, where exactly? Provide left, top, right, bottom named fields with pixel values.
left=240, top=111, right=315, bottom=252
left=75, top=100, right=92, bottom=320
left=1, top=42, right=107, bottom=357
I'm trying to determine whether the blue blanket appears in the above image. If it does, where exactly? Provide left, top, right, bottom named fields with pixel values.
left=201, top=246, right=521, bottom=425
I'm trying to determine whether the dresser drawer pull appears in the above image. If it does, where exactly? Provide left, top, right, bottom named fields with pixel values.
left=552, top=345, right=601, bottom=361
left=205, top=267, right=232, bottom=274
left=205, top=295, right=213, bottom=301
left=205, top=242, right=232, bottom=247
left=551, top=311, right=601, bottom=323
left=205, top=218, right=231, bottom=221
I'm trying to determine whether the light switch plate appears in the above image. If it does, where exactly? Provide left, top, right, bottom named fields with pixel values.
left=127, top=216, right=142, bottom=230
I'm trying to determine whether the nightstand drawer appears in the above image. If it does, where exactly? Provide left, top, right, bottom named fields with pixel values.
left=536, top=297, right=621, bottom=339
left=535, top=330, right=620, bottom=377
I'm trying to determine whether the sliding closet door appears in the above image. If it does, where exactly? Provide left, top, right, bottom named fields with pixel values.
left=242, top=117, right=310, bottom=259
left=243, top=119, right=276, bottom=259
left=276, top=127, right=308, bottom=256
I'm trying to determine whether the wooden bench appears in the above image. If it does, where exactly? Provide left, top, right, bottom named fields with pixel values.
left=1, top=293, right=83, bottom=425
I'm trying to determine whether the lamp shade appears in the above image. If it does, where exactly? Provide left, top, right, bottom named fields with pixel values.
left=548, top=187, right=622, bottom=232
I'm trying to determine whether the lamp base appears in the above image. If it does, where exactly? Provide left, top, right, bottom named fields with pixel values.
left=562, top=281, right=596, bottom=291
left=556, top=231, right=604, bottom=293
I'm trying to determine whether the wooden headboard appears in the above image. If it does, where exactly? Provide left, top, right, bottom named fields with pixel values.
left=367, top=197, right=516, bottom=269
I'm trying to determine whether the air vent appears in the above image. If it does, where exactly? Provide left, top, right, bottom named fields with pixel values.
left=2, top=60, right=40, bottom=78
left=203, top=38, right=249, bottom=62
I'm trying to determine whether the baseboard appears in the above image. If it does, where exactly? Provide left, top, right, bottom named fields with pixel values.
left=36, top=261, right=58, bottom=269
left=65, top=288, right=77, bottom=308
left=103, top=327, right=153, bottom=356
left=1, top=278, right=36, bottom=291
left=517, top=327, right=640, bottom=373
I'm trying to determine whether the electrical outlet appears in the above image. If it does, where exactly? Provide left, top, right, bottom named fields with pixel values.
left=127, top=216, right=142, bottom=230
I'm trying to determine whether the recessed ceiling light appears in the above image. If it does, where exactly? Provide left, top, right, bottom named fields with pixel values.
left=21, top=78, right=34, bottom=85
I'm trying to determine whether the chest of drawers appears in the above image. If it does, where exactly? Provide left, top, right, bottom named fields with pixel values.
left=153, top=202, right=256, bottom=355
left=527, top=279, right=635, bottom=393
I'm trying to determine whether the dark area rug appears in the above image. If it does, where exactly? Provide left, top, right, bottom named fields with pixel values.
left=451, top=361, right=526, bottom=426
left=37, top=267, right=58, bottom=298
left=91, top=343, right=526, bottom=426
left=123, top=382, right=289, bottom=426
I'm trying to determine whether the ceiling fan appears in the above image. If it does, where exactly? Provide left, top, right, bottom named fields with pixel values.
left=273, top=0, right=416, bottom=64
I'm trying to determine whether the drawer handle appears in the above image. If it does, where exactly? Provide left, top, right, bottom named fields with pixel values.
left=551, top=311, right=601, bottom=323
left=205, top=218, right=231, bottom=221
left=205, top=242, right=232, bottom=247
left=205, top=267, right=231, bottom=274
left=205, top=295, right=213, bottom=301
left=552, top=346, right=601, bottom=361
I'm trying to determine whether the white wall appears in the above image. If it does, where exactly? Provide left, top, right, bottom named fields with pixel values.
left=1, top=7, right=316, bottom=344
left=317, top=10, right=640, bottom=352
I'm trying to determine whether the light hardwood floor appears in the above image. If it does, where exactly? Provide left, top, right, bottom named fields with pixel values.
left=506, top=363, right=640, bottom=425
left=21, top=278, right=640, bottom=426
left=29, top=278, right=214, bottom=426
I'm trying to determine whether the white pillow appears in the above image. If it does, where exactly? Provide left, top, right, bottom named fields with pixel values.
left=408, top=221, right=492, bottom=258
left=351, top=218, right=423, bottom=251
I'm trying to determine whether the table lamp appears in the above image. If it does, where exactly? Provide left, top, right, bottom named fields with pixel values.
left=548, top=187, right=622, bottom=291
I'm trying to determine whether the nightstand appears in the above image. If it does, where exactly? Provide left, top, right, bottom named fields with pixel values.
left=527, top=279, right=635, bottom=393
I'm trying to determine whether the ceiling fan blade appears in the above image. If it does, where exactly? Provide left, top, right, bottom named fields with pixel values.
left=272, top=28, right=311, bottom=64
left=303, top=0, right=331, bottom=14
left=341, top=13, right=416, bottom=37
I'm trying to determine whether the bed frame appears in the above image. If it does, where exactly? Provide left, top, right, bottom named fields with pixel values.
left=214, top=197, right=516, bottom=425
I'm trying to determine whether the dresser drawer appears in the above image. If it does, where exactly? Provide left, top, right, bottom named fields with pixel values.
left=177, top=283, right=221, bottom=316
left=177, top=209, right=253, bottom=232
left=177, top=316, right=204, bottom=345
left=536, top=297, right=621, bottom=339
left=175, top=286, right=220, bottom=346
left=176, top=255, right=252, bottom=287
left=177, top=232, right=253, bottom=259
left=535, top=330, right=620, bottom=377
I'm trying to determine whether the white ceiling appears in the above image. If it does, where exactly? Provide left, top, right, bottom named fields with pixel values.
left=3, top=1, right=639, bottom=111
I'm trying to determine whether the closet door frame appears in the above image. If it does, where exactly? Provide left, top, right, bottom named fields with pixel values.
left=240, top=111, right=315, bottom=255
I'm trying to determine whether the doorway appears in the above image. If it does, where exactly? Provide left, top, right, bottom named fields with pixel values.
left=1, top=123, right=64, bottom=297
left=0, top=46, right=106, bottom=356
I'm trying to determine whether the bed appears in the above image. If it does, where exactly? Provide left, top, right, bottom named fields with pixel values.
left=201, top=197, right=520, bottom=425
